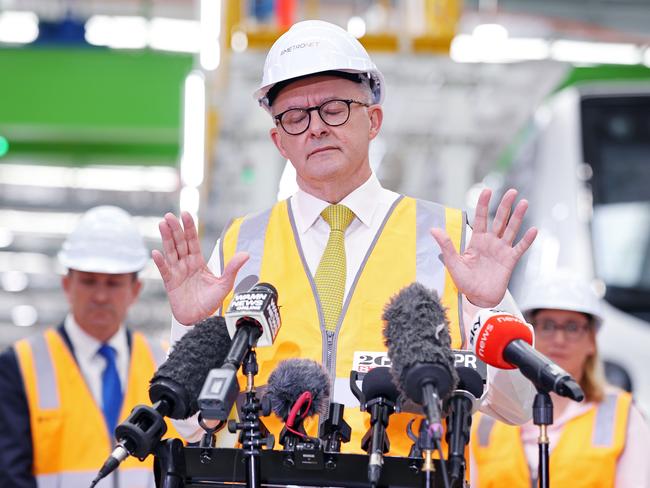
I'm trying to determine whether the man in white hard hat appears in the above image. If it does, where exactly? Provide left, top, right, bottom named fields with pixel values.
left=471, top=270, right=650, bottom=487
left=0, top=206, right=175, bottom=488
left=155, top=20, right=538, bottom=456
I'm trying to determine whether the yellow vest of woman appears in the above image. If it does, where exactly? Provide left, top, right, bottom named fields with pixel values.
left=14, top=328, right=177, bottom=488
left=220, top=196, right=466, bottom=456
left=471, top=391, right=632, bottom=488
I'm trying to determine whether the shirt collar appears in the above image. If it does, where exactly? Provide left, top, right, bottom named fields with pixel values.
left=64, top=314, right=128, bottom=362
left=292, top=173, right=384, bottom=233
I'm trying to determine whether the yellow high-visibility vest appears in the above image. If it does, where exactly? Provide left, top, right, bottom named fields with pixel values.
left=471, top=391, right=632, bottom=488
left=220, top=196, right=466, bottom=456
left=14, top=328, right=178, bottom=488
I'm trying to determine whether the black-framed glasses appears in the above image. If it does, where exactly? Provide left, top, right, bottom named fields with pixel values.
left=532, top=319, right=592, bottom=342
left=273, top=99, right=370, bottom=135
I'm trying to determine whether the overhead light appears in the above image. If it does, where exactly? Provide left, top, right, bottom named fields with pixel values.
left=0, top=11, right=39, bottom=44
left=179, top=186, right=200, bottom=224
left=347, top=16, right=366, bottom=39
left=180, top=71, right=206, bottom=188
left=2, top=270, right=28, bottom=292
left=200, top=0, right=222, bottom=70
left=231, top=30, right=248, bottom=53
left=472, top=23, right=508, bottom=43
left=85, top=15, right=148, bottom=49
left=149, top=17, right=200, bottom=53
left=551, top=40, right=641, bottom=65
left=12, top=305, right=38, bottom=327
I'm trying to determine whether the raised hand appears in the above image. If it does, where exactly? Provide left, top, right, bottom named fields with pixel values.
left=430, top=188, right=537, bottom=308
left=152, top=212, right=248, bottom=325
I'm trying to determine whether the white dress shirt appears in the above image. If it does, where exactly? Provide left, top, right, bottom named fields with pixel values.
left=63, top=314, right=129, bottom=409
left=170, top=173, right=535, bottom=441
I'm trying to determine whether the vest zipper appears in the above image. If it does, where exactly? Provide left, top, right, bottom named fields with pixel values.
left=325, top=330, right=335, bottom=372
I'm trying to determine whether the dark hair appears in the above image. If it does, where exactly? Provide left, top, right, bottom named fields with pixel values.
left=266, top=70, right=365, bottom=106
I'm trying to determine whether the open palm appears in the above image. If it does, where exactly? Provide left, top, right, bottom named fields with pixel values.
left=431, top=188, right=537, bottom=308
left=152, top=212, right=248, bottom=325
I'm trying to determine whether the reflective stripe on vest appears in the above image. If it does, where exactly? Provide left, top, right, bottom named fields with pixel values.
left=28, top=334, right=59, bottom=409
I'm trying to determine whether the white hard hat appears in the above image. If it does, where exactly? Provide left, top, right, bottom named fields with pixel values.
left=59, top=206, right=148, bottom=274
left=519, top=269, right=603, bottom=330
left=254, top=20, right=385, bottom=111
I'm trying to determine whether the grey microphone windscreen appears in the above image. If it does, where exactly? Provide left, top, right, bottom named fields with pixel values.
left=150, top=316, right=232, bottom=418
left=265, top=358, right=330, bottom=420
left=383, top=282, right=458, bottom=400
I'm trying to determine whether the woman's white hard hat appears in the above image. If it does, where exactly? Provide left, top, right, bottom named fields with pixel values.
left=254, top=20, right=385, bottom=111
left=519, top=269, right=604, bottom=330
left=58, top=206, right=148, bottom=274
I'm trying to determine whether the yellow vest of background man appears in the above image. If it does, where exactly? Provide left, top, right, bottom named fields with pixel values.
left=14, top=327, right=177, bottom=488
left=471, top=391, right=632, bottom=488
left=220, top=196, right=467, bottom=456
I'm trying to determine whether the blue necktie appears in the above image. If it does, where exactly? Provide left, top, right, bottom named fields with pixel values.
left=97, top=344, right=123, bottom=436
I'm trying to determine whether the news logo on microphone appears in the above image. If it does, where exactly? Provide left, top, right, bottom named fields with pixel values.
left=225, top=282, right=281, bottom=347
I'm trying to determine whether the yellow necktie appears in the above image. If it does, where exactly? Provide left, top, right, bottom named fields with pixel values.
left=315, top=204, right=356, bottom=332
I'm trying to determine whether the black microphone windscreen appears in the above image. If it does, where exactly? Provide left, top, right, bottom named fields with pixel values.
left=383, top=282, right=458, bottom=399
left=150, top=316, right=232, bottom=418
left=456, top=366, right=484, bottom=399
left=265, top=358, right=330, bottom=420
left=361, top=367, right=400, bottom=403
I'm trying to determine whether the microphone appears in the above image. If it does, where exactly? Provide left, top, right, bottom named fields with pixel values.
left=199, top=282, right=281, bottom=420
left=469, top=309, right=584, bottom=401
left=359, top=367, right=400, bottom=487
left=264, top=358, right=330, bottom=468
left=383, top=282, right=458, bottom=439
left=446, top=366, right=484, bottom=487
left=90, top=316, right=232, bottom=487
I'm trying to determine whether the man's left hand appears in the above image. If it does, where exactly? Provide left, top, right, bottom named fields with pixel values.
left=430, top=188, right=537, bottom=308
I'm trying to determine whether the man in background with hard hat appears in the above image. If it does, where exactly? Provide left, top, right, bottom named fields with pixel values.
left=471, top=270, right=650, bottom=487
left=154, top=20, right=538, bottom=455
left=0, top=206, right=173, bottom=488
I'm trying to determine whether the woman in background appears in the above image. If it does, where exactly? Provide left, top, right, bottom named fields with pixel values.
left=470, top=270, right=650, bottom=488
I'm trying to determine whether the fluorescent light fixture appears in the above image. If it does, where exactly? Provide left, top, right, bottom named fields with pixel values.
left=472, top=23, right=508, bottom=43
left=452, top=33, right=551, bottom=63
left=0, top=164, right=177, bottom=192
left=0, top=10, right=39, bottom=44
left=85, top=15, right=148, bottom=49
left=179, top=186, right=200, bottom=224
left=551, top=40, right=642, bottom=65
left=0, top=210, right=162, bottom=240
left=347, top=16, right=366, bottom=39
left=149, top=17, right=200, bottom=53
left=0, top=228, right=14, bottom=248
left=200, top=0, right=222, bottom=70
left=180, top=71, right=206, bottom=188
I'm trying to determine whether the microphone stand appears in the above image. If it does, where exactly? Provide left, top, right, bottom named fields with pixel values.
left=227, top=350, right=274, bottom=488
left=533, top=390, right=553, bottom=488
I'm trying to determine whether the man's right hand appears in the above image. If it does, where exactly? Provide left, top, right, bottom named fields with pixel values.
left=152, top=212, right=249, bottom=325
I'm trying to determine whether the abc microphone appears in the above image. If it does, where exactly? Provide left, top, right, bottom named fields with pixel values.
left=383, top=282, right=458, bottom=439
left=469, top=310, right=584, bottom=401
left=199, top=283, right=281, bottom=420
left=90, top=316, right=232, bottom=487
